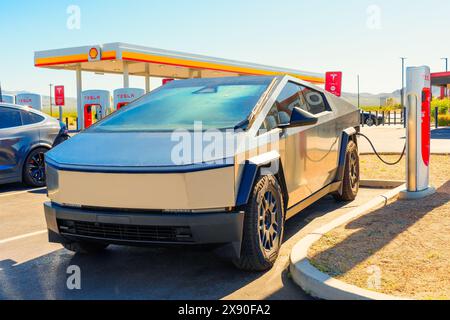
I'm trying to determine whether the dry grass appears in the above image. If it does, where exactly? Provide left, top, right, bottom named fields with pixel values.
left=309, top=155, right=450, bottom=300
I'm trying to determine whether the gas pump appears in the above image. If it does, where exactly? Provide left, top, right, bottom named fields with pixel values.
left=400, top=66, right=436, bottom=200
left=16, top=93, right=42, bottom=111
left=113, top=88, right=145, bottom=111
left=81, top=90, right=111, bottom=129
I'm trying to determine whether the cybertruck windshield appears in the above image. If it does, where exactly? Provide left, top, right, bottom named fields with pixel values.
left=91, top=76, right=275, bottom=132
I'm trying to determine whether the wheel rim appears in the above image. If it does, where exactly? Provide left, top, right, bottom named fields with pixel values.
left=258, top=190, right=280, bottom=253
left=349, top=151, right=359, bottom=190
left=28, top=152, right=46, bottom=185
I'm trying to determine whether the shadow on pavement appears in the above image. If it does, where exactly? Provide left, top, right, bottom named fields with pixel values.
left=0, top=183, right=45, bottom=195
left=0, top=195, right=356, bottom=300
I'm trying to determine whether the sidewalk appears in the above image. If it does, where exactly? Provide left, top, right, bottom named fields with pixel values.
left=359, top=126, right=450, bottom=154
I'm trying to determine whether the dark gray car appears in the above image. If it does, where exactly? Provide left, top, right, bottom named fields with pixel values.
left=0, top=103, right=69, bottom=187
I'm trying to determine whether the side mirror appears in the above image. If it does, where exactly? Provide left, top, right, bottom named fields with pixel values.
left=279, top=107, right=318, bottom=128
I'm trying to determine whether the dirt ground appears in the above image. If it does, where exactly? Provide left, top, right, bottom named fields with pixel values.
left=309, top=155, right=450, bottom=300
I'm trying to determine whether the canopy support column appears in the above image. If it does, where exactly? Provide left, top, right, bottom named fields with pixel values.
left=145, top=64, right=150, bottom=93
left=76, top=65, right=83, bottom=131
left=123, top=62, right=130, bottom=88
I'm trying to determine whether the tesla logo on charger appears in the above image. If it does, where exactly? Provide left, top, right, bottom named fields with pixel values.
left=325, top=72, right=343, bottom=97
left=84, top=96, right=100, bottom=101
left=116, top=93, right=135, bottom=99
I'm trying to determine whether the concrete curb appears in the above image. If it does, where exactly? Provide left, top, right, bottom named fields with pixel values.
left=289, top=182, right=410, bottom=300
left=360, top=179, right=404, bottom=189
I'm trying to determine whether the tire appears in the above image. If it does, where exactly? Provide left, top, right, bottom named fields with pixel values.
left=334, top=140, right=360, bottom=202
left=63, top=241, right=109, bottom=254
left=233, top=175, right=285, bottom=272
left=365, top=117, right=375, bottom=126
left=23, top=147, right=48, bottom=187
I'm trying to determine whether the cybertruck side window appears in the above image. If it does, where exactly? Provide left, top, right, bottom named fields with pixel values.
left=260, top=81, right=308, bottom=132
left=0, top=107, right=22, bottom=129
left=299, top=86, right=331, bottom=115
left=260, top=104, right=281, bottom=131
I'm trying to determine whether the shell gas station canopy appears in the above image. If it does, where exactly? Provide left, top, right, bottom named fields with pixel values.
left=34, top=42, right=325, bottom=129
left=34, top=42, right=325, bottom=84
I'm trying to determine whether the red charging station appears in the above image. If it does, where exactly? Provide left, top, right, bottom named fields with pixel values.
left=81, top=90, right=111, bottom=129
left=113, top=88, right=145, bottom=111
left=163, top=78, right=175, bottom=85
left=400, top=66, right=435, bottom=199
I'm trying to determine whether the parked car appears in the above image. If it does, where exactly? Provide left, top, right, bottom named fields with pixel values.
left=0, top=103, right=69, bottom=187
left=361, top=111, right=384, bottom=126
left=44, top=76, right=360, bottom=271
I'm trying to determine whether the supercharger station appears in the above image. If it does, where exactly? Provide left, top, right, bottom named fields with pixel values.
left=81, top=90, right=111, bottom=129
left=400, top=66, right=436, bottom=200
left=113, top=88, right=145, bottom=111
left=1, top=94, right=15, bottom=104
left=16, top=93, right=42, bottom=111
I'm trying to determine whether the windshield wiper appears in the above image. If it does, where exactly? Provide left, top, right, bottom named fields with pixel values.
left=234, top=119, right=249, bottom=131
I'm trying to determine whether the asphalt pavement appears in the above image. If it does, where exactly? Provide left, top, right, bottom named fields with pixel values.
left=0, top=183, right=386, bottom=300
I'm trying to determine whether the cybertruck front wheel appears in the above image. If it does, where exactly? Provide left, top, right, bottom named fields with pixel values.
left=233, top=175, right=285, bottom=272
left=63, top=241, right=109, bottom=254
left=334, top=140, right=360, bottom=202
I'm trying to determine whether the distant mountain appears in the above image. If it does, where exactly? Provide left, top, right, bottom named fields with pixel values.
left=341, top=90, right=401, bottom=107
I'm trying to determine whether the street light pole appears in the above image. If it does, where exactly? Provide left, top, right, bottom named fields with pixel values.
left=400, top=57, right=407, bottom=128
left=441, top=58, right=448, bottom=98
left=441, top=57, right=448, bottom=72
left=49, top=84, right=53, bottom=117
left=357, top=75, right=360, bottom=109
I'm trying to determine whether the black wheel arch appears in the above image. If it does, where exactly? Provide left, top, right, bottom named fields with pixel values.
left=335, top=127, right=358, bottom=183
left=236, top=155, right=289, bottom=210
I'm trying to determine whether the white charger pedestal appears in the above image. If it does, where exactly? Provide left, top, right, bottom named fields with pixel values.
left=399, top=66, right=436, bottom=201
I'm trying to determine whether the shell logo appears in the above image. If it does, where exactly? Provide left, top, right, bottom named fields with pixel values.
left=89, top=47, right=99, bottom=60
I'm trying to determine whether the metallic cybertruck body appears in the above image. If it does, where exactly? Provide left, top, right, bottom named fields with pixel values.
left=44, top=75, right=359, bottom=256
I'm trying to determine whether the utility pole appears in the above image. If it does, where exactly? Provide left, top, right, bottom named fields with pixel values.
left=400, top=57, right=407, bottom=128
left=441, top=58, right=448, bottom=98
left=441, top=57, right=448, bottom=72
left=357, top=75, right=360, bottom=109
left=49, top=84, right=53, bottom=117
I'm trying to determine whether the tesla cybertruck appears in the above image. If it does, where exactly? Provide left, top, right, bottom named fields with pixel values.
left=44, top=75, right=360, bottom=271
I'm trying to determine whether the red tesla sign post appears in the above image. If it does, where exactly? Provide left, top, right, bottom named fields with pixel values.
left=325, top=72, right=343, bottom=97
left=55, top=85, right=65, bottom=121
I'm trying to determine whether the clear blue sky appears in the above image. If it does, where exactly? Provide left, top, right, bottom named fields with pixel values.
left=1, top=0, right=449, bottom=97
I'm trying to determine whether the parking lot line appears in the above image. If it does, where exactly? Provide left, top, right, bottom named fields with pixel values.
left=0, top=230, right=47, bottom=245
left=0, top=187, right=46, bottom=198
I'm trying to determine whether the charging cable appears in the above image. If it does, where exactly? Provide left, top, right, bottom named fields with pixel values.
left=356, top=132, right=406, bottom=166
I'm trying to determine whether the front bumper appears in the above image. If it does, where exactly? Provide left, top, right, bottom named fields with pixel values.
left=44, top=202, right=244, bottom=248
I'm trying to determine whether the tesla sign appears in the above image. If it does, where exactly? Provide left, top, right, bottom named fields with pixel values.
left=325, top=72, right=343, bottom=97
left=55, top=86, right=65, bottom=106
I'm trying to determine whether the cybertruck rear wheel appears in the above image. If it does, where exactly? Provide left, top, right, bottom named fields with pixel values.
left=63, top=241, right=109, bottom=254
left=334, top=140, right=360, bottom=202
left=233, top=175, right=285, bottom=272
